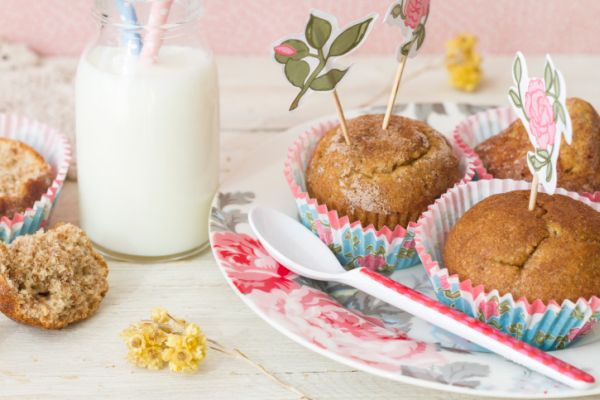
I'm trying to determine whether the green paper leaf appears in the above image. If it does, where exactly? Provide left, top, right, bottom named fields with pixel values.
left=328, top=17, right=374, bottom=57
left=415, top=27, right=426, bottom=50
left=285, top=59, right=310, bottom=88
left=274, top=39, right=310, bottom=64
left=508, top=89, right=521, bottom=108
left=310, top=68, right=348, bottom=91
left=536, top=149, right=550, bottom=160
left=546, top=160, right=553, bottom=182
left=544, top=62, right=553, bottom=92
left=305, top=14, right=332, bottom=50
left=553, top=101, right=566, bottom=125
left=391, top=4, right=403, bottom=18
left=400, top=40, right=413, bottom=57
left=513, top=56, right=522, bottom=84
left=528, top=154, right=545, bottom=171
left=554, top=71, right=560, bottom=97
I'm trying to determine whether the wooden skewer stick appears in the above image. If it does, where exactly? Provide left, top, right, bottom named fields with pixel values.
left=331, top=89, right=351, bottom=145
left=528, top=174, right=540, bottom=211
left=382, top=54, right=409, bottom=130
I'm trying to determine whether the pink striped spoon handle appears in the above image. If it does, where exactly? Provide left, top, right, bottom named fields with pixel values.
left=346, top=268, right=595, bottom=389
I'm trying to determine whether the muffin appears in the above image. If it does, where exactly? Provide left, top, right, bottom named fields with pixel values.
left=306, top=114, right=461, bottom=230
left=415, top=179, right=600, bottom=350
left=0, top=224, right=109, bottom=329
left=475, top=98, right=600, bottom=193
left=0, top=137, right=53, bottom=218
left=443, top=190, right=600, bottom=303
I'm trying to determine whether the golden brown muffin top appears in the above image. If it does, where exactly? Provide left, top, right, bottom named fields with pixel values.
left=0, top=137, right=53, bottom=217
left=476, top=98, right=600, bottom=192
left=443, top=190, right=600, bottom=303
left=306, top=114, right=461, bottom=229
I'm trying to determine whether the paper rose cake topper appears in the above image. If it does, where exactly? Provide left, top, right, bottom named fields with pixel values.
left=272, top=10, right=377, bottom=145
left=273, top=10, right=377, bottom=112
left=508, top=52, right=572, bottom=204
left=381, top=0, right=429, bottom=130
left=385, top=0, right=430, bottom=59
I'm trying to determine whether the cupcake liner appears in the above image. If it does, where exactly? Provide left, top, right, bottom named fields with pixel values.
left=0, top=114, right=71, bottom=243
left=453, top=106, right=600, bottom=202
left=414, top=178, right=600, bottom=350
left=284, top=119, right=479, bottom=273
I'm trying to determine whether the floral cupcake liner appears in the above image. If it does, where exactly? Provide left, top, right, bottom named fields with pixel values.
left=284, top=119, right=480, bottom=273
left=0, top=114, right=71, bottom=243
left=453, top=106, right=600, bottom=202
left=414, top=178, right=600, bottom=351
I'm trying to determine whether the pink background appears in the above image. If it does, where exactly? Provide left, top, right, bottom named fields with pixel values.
left=0, top=0, right=599, bottom=56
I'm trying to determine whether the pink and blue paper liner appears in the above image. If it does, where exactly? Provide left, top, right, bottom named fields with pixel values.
left=284, top=119, right=480, bottom=273
left=453, top=106, right=600, bottom=202
left=415, top=179, right=600, bottom=351
left=0, top=114, right=71, bottom=243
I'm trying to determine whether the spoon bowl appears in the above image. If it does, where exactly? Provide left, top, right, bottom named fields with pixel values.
left=249, top=206, right=346, bottom=279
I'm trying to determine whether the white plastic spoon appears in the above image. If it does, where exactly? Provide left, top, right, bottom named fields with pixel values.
left=248, top=206, right=595, bottom=390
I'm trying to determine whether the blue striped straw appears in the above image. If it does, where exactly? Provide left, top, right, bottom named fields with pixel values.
left=115, top=0, right=143, bottom=56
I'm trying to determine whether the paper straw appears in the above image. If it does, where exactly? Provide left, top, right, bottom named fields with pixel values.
left=115, top=0, right=143, bottom=56
left=141, top=0, right=175, bottom=63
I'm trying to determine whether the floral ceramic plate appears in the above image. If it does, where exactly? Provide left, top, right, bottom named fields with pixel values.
left=209, top=103, right=600, bottom=398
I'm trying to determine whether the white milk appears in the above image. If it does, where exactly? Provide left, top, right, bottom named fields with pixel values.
left=76, top=46, right=219, bottom=258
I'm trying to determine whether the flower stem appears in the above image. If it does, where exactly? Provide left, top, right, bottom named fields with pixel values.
left=289, top=49, right=329, bottom=111
left=207, top=338, right=313, bottom=400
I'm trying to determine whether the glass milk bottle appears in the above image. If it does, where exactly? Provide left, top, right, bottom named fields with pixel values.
left=76, top=0, right=219, bottom=261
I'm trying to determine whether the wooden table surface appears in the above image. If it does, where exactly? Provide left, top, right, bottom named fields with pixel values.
left=2, top=55, right=600, bottom=399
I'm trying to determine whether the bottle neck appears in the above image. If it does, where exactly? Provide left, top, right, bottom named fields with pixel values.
left=91, top=0, right=204, bottom=51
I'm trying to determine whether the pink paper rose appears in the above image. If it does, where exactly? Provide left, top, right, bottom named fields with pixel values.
left=524, top=78, right=556, bottom=150
left=274, top=44, right=296, bottom=57
left=357, top=254, right=387, bottom=271
left=212, top=232, right=299, bottom=294
left=404, top=0, right=429, bottom=29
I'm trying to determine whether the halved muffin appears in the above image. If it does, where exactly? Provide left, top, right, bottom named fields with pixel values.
left=0, top=224, right=109, bottom=329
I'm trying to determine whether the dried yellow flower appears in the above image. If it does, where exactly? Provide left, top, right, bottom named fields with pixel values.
left=162, top=334, right=199, bottom=373
left=127, top=333, right=145, bottom=352
left=445, top=33, right=482, bottom=92
left=151, top=307, right=170, bottom=324
left=121, top=309, right=207, bottom=373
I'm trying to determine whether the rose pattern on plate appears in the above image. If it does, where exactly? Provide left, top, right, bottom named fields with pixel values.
left=250, top=285, right=443, bottom=371
left=212, top=232, right=299, bottom=295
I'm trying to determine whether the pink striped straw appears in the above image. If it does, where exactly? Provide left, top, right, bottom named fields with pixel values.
left=140, top=0, right=175, bottom=64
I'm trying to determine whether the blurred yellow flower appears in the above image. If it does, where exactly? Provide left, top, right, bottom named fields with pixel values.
left=446, top=33, right=482, bottom=92
left=151, top=307, right=170, bottom=324
left=121, top=309, right=207, bottom=373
